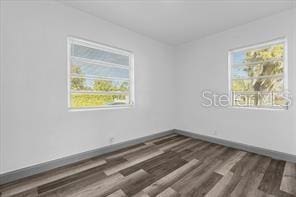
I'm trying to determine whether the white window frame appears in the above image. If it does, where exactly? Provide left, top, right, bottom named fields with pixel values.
left=67, top=37, right=135, bottom=111
left=228, top=37, right=288, bottom=110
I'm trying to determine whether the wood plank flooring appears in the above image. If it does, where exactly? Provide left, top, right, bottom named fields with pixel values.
left=1, top=134, right=296, bottom=197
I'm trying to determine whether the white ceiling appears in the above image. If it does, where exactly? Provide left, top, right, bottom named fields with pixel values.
left=63, top=0, right=295, bottom=45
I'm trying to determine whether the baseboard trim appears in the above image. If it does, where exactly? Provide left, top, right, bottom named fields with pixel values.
left=0, top=129, right=174, bottom=185
left=2, top=129, right=296, bottom=185
left=175, top=129, right=296, bottom=163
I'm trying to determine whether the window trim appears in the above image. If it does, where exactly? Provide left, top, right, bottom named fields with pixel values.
left=67, top=37, right=135, bottom=111
left=228, top=37, right=288, bottom=110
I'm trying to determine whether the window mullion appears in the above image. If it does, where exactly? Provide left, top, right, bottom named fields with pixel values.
left=71, top=74, right=130, bottom=82
left=232, top=74, right=284, bottom=81
left=231, top=57, right=283, bottom=67
left=71, top=56, right=129, bottom=69
left=71, top=90, right=129, bottom=95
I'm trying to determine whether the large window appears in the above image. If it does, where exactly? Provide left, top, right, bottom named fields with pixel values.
left=229, top=38, right=288, bottom=109
left=68, top=38, right=134, bottom=110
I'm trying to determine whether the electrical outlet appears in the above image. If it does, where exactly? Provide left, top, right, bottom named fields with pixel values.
left=213, top=130, right=218, bottom=136
left=109, top=137, right=115, bottom=144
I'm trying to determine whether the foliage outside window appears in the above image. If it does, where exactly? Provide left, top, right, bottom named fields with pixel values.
left=229, top=38, right=288, bottom=109
left=68, top=38, right=134, bottom=110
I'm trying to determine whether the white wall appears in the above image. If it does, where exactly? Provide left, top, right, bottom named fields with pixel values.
left=175, top=8, right=296, bottom=155
left=0, top=1, right=176, bottom=174
left=1, top=1, right=296, bottom=175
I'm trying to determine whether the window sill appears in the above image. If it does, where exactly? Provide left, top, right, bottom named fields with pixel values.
left=68, top=104, right=135, bottom=112
left=228, top=105, right=288, bottom=111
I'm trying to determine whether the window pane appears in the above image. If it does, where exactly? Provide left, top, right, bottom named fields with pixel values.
left=71, top=44, right=129, bottom=66
left=232, top=78, right=283, bottom=92
left=273, top=94, right=288, bottom=107
left=71, top=94, right=129, bottom=108
left=71, top=60, right=129, bottom=79
left=71, top=78, right=129, bottom=92
left=245, top=43, right=284, bottom=63
left=232, top=51, right=246, bottom=65
left=233, top=93, right=256, bottom=106
left=257, top=94, right=273, bottom=106
left=233, top=93, right=273, bottom=107
left=233, top=92, right=288, bottom=108
left=231, top=79, right=252, bottom=92
left=232, top=43, right=284, bottom=65
left=232, top=60, right=284, bottom=79
left=251, top=78, right=284, bottom=92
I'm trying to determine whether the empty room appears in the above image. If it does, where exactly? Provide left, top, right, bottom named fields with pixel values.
left=1, top=0, right=296, bottom=196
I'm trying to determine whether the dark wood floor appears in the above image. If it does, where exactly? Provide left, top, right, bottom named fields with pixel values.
left=1, top=134, right=296, bottom=197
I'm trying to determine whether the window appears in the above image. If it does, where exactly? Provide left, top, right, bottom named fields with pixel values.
left=68, top=37, right=134, bottom=110
left=229, top=38, right=288, bottom=109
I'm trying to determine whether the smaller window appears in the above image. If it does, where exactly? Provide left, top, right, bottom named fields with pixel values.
left=229, top=38, right=288, bottom=109
left=68, top=38, right=134, bottom=110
